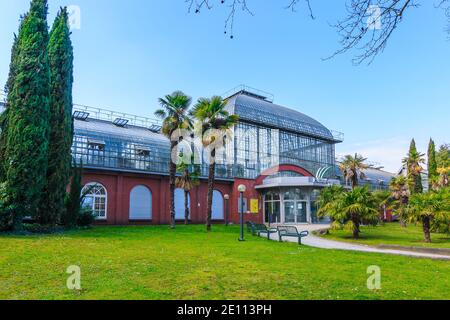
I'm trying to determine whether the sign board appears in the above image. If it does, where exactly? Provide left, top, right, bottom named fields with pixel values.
left=250, top=199, right=259, bottom=214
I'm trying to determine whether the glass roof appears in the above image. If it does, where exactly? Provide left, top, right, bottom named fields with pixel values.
left=226, top=93, right=340, bottom=142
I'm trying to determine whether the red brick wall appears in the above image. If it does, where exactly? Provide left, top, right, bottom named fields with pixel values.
left=229, top=178, right=263, bottom=224
left=82, top=169, right=232, bottom=225
left=82, top=163, right=313, bottom=226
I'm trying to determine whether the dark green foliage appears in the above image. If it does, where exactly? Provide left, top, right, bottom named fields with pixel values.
left=2, top=0, right=51, bottom=230
left=0, top=32, right=20, bottom=182
left=76, top=208, right=95, bottom=227
left=4, top=34, right=19, bottom=95
left=63, top=160, right=82, bottom=227
left=428, top=139, right=438, bottom=190
left=39, top=7, right=74, bottom=225
left=436, top=144, right=450, bottom=168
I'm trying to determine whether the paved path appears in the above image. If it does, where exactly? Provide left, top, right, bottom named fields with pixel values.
left=263, top=224, right=450, bottom=260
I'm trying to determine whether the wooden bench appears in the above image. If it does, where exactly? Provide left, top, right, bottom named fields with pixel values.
left=277, top=226, right=309, bottom=245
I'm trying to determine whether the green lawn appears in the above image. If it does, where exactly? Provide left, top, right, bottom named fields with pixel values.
left=319, top=223, right=450, bottom=249
left=0, top=225, right=449, bottom=300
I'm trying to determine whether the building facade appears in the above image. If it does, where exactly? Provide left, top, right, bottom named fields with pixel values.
left=71, top=86, right=392, bottom=225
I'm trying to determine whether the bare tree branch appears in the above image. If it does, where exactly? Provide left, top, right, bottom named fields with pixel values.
left=436, top=0, right=450, bottom=37
left=186, top=0, right=450, bottom=64
left=185, top=0, right=314, bottom=37
left=324, top=0, right=423, bottom=65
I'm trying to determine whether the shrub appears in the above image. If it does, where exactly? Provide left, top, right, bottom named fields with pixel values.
left=77, top=208, right=95, bottom=227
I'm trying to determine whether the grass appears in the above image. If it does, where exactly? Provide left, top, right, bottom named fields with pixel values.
left=319, top=223, right=450, bottom=249
left=0, top=225, right=449, bottom=300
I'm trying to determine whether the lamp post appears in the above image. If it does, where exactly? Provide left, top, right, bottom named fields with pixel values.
left=238, top=184, right=246, bottom=242
left=224, top=194, right=230, bottom=226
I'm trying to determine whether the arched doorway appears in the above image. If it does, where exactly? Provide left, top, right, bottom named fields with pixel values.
left=175, top=188, right=191, bottom=220
left=129, top=185, right=152, bottom=220
left=212, top=190, right=224, bottom=220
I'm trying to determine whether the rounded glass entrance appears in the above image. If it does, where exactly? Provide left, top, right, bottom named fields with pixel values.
left=263, top=188, right=312, bottom=224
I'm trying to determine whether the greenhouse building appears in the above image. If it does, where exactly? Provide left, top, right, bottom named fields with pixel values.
left=68, top=86, right=393, bottom=225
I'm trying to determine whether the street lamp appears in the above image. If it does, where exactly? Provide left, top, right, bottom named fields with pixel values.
left=238, top=184, right=246, bottom=242
left=224, top=194, right=230, bottom=226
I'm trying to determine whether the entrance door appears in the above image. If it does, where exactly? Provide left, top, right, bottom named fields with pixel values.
left=284, top=201, right=296, bottom=223
left=283, top=201, right=308, bottom=223
left=296, top=201, right=308, bottom=223
left=265, top=201, right=281, bottom=224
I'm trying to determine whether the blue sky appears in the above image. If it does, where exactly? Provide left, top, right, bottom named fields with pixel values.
left=1, top=0, right=449, bottom=172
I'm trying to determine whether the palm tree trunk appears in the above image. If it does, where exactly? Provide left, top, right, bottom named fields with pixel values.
left=206, top=150, right=216, bottom=232
left=352, top=175, right=358, bottom=190
left=352, top=214, right=360, bottom=239
left=422, top=216, right=431, bottom=243
left=400, top=196, right=408, bottom=228
left=184, top=190, right=189, bottom=225
left=169, top=141, right=177, bottom=229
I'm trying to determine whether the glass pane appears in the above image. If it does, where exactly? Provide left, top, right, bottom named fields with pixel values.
left=273, top=201, right=281, bottom=223
left=265, top=202, right=271, bottom=223
left=82, top=196, right=93, bottom=209
left=284, top=191, right=294, bottom=200
left=284, top=201, right=295, bottom=223
left=296, top=201, right=307, bottom=223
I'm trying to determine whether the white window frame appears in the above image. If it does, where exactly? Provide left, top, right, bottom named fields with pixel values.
left=82, top=182, right=108, bottom=220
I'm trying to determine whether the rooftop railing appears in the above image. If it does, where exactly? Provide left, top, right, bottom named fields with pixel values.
left=73, top=104, right=161, bottom=128
left=330, top=130, right=345, bottom=142
left=222, top=85, right=275, bottom=103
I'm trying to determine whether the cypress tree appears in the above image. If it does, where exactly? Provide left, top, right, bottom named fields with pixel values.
left=39, top=8, right=74, bottom=225
left=3, top=0, right=50, bottom=230
left=428, top=138, right=438, bottom=191
left=0, top=33, right=20, bottom=182
left=63, top=160, right=82, bottom=227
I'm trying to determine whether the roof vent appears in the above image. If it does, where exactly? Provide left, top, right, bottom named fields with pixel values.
left=73, top=110, right=90, bottom=121
left=113, top=118, right=129, bottom=127
left=149, top=124, right=162, bottom=133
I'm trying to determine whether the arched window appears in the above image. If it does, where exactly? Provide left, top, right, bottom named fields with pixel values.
left=175, top=188, right=190, bottom=220
left=212, top=190, right=224, bottom=220
left=82, top=183, right=107, bottom=219
left=129, top=185, right=152, bottom=220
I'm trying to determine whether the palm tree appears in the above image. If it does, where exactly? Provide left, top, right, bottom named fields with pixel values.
left=316, top=185, right=345, bottom=231
left=176, top=162, right=200, bottom=225
left=402, top=139, right=425, bottom=194
left=155, top=91, right=192, bottom=229
left=318, top=186, right=378, bottom=239
left=339, top=153, right=373, bottom=189
left=191, top=96, right=239, bottom=231
left=437, top=167, right=450, bottom=189
left=407, top=188, right=450, bottom=243
left=389, top=175, right=410, bottom=227
left=373, top=190, right=394, bottom=223
left=316, top=185, right=344, bottom=215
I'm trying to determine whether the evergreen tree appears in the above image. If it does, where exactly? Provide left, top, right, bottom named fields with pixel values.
left=0, top=33, right=20, bottom=182
left=63, top=160, right=82, bottom=227
left=436, top=144, right=450, bottom=168
left=39, top=8, right=74, bottom=225
left=428, top=138, right=438, bottom=191
left=3, top=0, right=50, bottom=230
left=403, top=139, right=424, bottom=195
